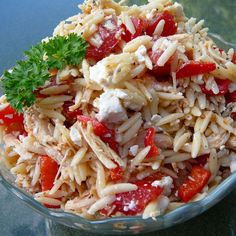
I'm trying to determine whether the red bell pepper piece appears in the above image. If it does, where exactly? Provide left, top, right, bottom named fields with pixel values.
left=144, top=127, right=160, bottom=158
left=176, top=61, right=216, bottom=79
left=200, top=78, right=231, bottom=96
left=0, top=105, right=26, bottom=135
left=63, top=101, right=82, bottom=123
left=77, top=115, right=118, bottom=153
left=0, top=105, right=24, bottom=126
left=40, top=155, right=59, bottom=192
left=146, top=11, right=177, bottom=36
left=86, top=18, right=121, bottom=61
left=101, top=178, right=163, bottom=216
left=122, top=17, right=147, bottom=42
left=148, top=50, right=172, bottom=78
left=40, top=156, right=60, bottom=208
left=178, top=166, right=211, bottom=202
left=5, top=122, right=26, bottom=136
left=110, top=165, right=124, bottom=181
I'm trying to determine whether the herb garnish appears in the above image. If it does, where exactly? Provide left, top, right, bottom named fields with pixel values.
left=1, top=33, right=88, bottom=112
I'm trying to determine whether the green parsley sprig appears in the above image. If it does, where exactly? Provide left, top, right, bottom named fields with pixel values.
left=1, top=34, right=88, bottom=112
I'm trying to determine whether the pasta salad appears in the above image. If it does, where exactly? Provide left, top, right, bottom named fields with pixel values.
left=1, top=0, right=236, bottom=220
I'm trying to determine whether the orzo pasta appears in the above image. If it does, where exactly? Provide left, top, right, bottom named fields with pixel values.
left=1, top=0, right=236, bottom=220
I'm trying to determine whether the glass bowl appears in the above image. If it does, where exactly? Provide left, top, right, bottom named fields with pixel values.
left=1, top=0, right=236, bottom=234
left=1, top=160, right=236, bottom=234
left=1, top=34, right=236, bottom=234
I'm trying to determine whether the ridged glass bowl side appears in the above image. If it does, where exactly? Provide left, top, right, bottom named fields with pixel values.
left=1, top=161, right=236, bottom=234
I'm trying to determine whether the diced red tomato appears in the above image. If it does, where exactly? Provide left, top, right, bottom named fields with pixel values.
left=148, top=50, right=171, bottom=78
left=110, top=165, right=124, bottom=181
left=144, top=127, right=160, bottom=158
left=0, top=105, right=23, bottom=126
left=77, top=115, right=118, bottom=152
left=40, top=155, right=59, bottom=192
left=178, top=165, right=211, bottom=202
left=86, top=18, right=121, bottom=61
left=121, top=17, right=147, bottom=42
left=176, top=61, right=216, bottom=79
left=63, top=101, right=82, bottom=123
left=146, top=11, right=177, bottom=36
left=200, top=78, right=231, bottom=96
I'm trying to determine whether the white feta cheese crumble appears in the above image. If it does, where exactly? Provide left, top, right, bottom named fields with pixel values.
left=129, top=145, right=139, bottom=156
left=96, top=90, right=128, bottom=123
left=89, top=53, right=134, bottom=88
left=70, top=124, right=82, bottom=147
left=151, top=176, right=173, bottom=196
left=230, top=153, right=236, bottom=173
left=135, top=45, right=147, bottom=63
left=109, top=89, right=129, bottom=99
left=90, top=60, right=109, bottom=87
left=123, top=200, right=136, bottom=212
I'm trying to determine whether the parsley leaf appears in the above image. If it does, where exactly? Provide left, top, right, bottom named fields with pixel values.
left=44, top=34, right=88, bottom=70
left=1, top=34, right=88, bottom=112
left=2, top=44, right=49, bottom=112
